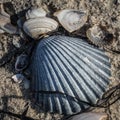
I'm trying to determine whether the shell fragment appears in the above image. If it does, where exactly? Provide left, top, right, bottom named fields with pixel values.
left=54, top=9, right=88, bottom=32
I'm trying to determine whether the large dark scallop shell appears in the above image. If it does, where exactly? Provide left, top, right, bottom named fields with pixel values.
left=30, top=36, right=111, bottom=115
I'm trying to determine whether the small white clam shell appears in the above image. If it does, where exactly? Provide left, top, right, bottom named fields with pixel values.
left=54, top=9, right=88, bottom=32
left=66, top=112, right=108, bottom=120
left=15, top=54, right=29, bottom=71
left=23, top=17, right=58, bottom=39
left=12, top=74, right=25, bottom=83
left=26, top=7, right=47, bottom=19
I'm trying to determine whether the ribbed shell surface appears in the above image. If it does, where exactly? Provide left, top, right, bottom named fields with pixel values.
left=30, top=36, right=111, bottom=115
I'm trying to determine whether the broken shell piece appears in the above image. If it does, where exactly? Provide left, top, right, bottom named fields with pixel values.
left=23, top=17, right=58, bottom=39
left=0, top=3, right=18, bottom=34
left=15, top=54, right=29, bottom=71
left=66, top=112, right=108, bottom=120
left=86, top=25, right=113, bottom=46
left=26, top=7, right=47, bottom=19
left=54, top=9, right=88, bottom=32
left=12, top=74, right=25, bottom=83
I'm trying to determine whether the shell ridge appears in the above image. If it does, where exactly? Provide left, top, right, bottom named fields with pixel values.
left=42, top=44, right=103, bottom=112
left=41, top=52, right=66, bottom=113
left=35, top=52, right=49, bottom=108
left=54, top=38, right=111, bottom=78
left=41, top=48, right=72, bottom=113
left=50, top=40, right=105, bottom=94
left=48, top=41, right=103, bottom=98
left=42, top=47, right=73, bottom=94
left=47, top=41, right=92, bottom=102
left=36, top=54, right=61, bottom=112
left=42, top=47, right=74, bottom=113
left=64, top=38, right=110, bottom=64
left=55, top=37, right=110, bottom=70
left=55, top=36, right=108, bottom=57
left=49, top=40, right=106, bottom=98
left=55, top=95, right=62, bottom=113
left=38, top=36, right=57, bottom=48
left=48, top=43, right=102, bottom=94
left=42, top=44, right=80, bottom=95
left=42, top=47, right=64, bottom=92
left=52, top=39, right=110, bottom=86
left=42, top=59, right=56, bottom=91
left=43, top=43, right=90, bottom=112
left=47, top=39, right=109, bottom=102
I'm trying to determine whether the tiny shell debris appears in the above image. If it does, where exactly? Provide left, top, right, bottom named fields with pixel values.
left=54, top=9, right=88, bottom=32
left=23, top=17, right=58, bottom=39
left=0, top=3, right=17, bottom=34
left=12, top=74, right=25, bottom=83
left=66, top=112, right=108, bottom=120
left=15, top=54, right=29, bottom=71
left=86, top=24, right=113, bottom=46
left=26, top=7, right=47, bottom=19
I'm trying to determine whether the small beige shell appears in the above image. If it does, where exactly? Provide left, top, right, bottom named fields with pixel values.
left=54, top=9, right=88, bottom=32
left=23, top=17, right=58, bottom=39
left=66, top=112, right=108, bottom=120
left=86, top=24, right=113, bottom=46
left=26, top=7, right=47, bottom=19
